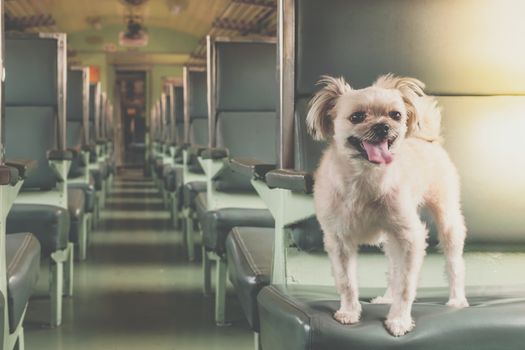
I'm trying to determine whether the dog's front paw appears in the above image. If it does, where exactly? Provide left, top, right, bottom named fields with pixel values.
left=370, top=296, right=392, bottom=304
left=446, top=297, right=469, bottom=308
left=384, top=316, right=414, bottom=337
left=334, top=307, right=361, bottom=325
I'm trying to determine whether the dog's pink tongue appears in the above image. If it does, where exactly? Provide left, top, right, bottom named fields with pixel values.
left=362, top=140, right=393, bottom=164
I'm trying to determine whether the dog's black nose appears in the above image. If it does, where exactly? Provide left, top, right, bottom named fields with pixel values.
left=373, top=123, right=390, bottom=138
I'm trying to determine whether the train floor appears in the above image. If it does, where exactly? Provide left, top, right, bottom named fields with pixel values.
left=24, top=167, right=253, bottom=350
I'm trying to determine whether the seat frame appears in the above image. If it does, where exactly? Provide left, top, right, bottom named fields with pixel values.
left=7, top=32, right=74, bottom=328
left=67, top=66, right=93, bottom=260
left=197, top=36, right=276, bottom=326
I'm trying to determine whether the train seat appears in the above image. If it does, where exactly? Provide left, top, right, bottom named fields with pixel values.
left=4, top=33, right=75, bottom=327
left=249, top=1, right=525, bottom=349
left=196, top=38, right=277, bottom=326
left=67, top=188, right=87, bottom=259
left=179, top=68, right=208, bottom=260
left=226, top=227, right=273, bottom=332
left=5, top=233, right=41, bottom=333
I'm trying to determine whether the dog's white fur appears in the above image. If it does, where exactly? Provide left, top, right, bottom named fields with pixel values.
left=307, top=74, right=468, bottom=337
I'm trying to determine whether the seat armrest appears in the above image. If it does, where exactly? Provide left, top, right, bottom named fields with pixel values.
left=5, top=159, right=38, bottom=179
left=0, top=165, right=20, bottom=185
left=47, top=149, right=74, bottom=161
left=82, top=144, right=96, bottom=152
left=66, top=147, right=81, bottom=157
left=173, top=146, right=183, bottom=159
left=187, top=146, right=206, bottom=158
left=200, top=148, right=229, bottom=160
left=265, top=169, right=314, bottom=194
left=228, top=158, right=276, bottom=180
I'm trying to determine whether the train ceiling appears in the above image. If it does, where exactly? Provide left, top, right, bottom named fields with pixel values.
left=4, top=0, right=277, bottom=66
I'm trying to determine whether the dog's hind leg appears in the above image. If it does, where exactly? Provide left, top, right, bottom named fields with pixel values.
left=324, top=233, right=361, bottom=324
left=384, top=219, right=427, bottom=337
left=430, top=200, right=469, bottom=308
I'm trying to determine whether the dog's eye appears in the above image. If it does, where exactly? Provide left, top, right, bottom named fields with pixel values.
left=389, top=111, right=402, bottom=121
left=350, top=112, right=366, bottom=124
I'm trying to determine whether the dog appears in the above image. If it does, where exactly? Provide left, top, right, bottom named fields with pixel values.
left=307, top=74, right=468, bottom=337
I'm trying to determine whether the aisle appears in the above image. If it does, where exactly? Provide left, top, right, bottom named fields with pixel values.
left=24, top=168, right=252, bottom=350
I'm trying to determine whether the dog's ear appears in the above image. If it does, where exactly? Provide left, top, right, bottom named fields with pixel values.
left=374, top=74, right=425, bottom=136
left=307, top=76, right=352, bottom=140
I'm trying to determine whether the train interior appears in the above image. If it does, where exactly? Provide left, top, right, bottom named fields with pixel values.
left=0, top=0, right=524, bottom=349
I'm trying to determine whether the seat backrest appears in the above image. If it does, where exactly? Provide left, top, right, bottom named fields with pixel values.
left=67, top=68, right=89, bottom=148
left=174, top=86, right=184, bottom=145
left=89, top=82, right=101, bottom=145
left=5, top=34, right=67, bottom=190
left=160, top=92, right=170, bottom=144
left=283, top=0, right=525, bottom=247
left=99, top=92, right=108, bottom=141
left=184, top=68, right=208, bottom=147
left=209, top=38, right=277, bottom=191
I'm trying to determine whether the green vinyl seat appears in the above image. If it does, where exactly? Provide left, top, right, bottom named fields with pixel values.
left=226, top=227, right=273, bottom=331
left=7, top=204, right=70, bottom=255
left=69, top=179, right=96, bottom=213
left=204, top=210, right=274, bottom=256
left=257, top=283, right=525, bottom=350
left=5, top=233, right=41, bottom=333
left=90, top=166, right=106, bottom=191
left=67, top=188, right=85, bottom=244
left=183, top=181, right=206, bottom=211
left=254, top=0, right=525, bottom=348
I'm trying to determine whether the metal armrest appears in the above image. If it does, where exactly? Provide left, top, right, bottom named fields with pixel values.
left=228, top=158, right=276, bottom=180
left=5, top=159, right=38, bottom=179
left=47, top=149, right=74, bottom=161
left=66, top=147, right=81, bottom=157
left=0, top=165, right=20, bottom=186
left=265, top=169, right=314, bottom=194
left=200, top=147, right=229, bottom=160
left=82, top=144, right=96, bottom=152
left=188, top=145, right=207, bottom=158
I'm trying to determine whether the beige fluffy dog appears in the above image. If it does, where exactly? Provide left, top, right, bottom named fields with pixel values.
left=307, top=74, right=468, bottom=337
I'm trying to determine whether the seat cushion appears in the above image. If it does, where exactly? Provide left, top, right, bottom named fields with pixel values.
left=226, top=227, right=273, bottom=331
left=7, top=204, right=70, bottom=254
left=194, top=192, right=208, bottom=225
left=201, top=207, right=275, bottom=255
left=90, top=167, right=104, bottom=191
left=154, top=158, right=164, bottom=178
left=68, top=182, right=95, bottom=213
left=258, top=284, right=525, bottom=350
left=6, top=233, right=41, bottom=332
left=68, top=188, right=86, bottom=243
left=183, top=181, right=207, bottom=209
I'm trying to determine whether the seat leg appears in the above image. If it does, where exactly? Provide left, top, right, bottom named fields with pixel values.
left=215, top=257, right=229, bottom=326
left=99, top=181, right=107, bottom=209
left=93, top=196, right=100, bottom=228
left=85, top=213, right=93, bottom=246
left=171, top=193, right=180, bottom=230
left=15, top=326, right=25, bottom=350
left=185, top=216, right=195, bottom=261
left=203, top=247, right=212, bottom=296
left=64, top=243, right=74, bottom=296
left=254, top=332, right=262, bottom=350
left=49, top=252, right=65, bottom=327
left=78, top=215, right=88, bottom=260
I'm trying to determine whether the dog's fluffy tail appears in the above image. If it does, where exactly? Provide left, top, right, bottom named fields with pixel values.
left=375, top=74, right=442, bottom=143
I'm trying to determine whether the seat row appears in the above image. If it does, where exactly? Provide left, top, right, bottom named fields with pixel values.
left=150, top=0, right=525, bottom=349
left=0, top=28, right=115, bottom=348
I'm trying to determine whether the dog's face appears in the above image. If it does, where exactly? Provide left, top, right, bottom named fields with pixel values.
left=332, top=87, right=408, bottom=164
left=307, top=75, right=426, bottom=165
